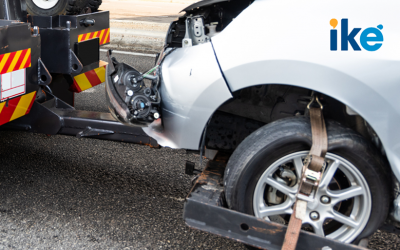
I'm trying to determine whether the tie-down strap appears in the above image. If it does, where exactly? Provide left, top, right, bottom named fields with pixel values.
left=300, top=107, right=328, bottom=196
left=282, top=98, right=328, bottom=250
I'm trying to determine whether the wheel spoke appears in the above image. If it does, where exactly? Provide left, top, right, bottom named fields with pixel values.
left=259, top=199, right=292, bottom=218
left=319, top=160, right=339, bottom=189
left=293, top=156, right=304, bottom=180
left=328, top=186, right=364, bottom=204
left=264, top=177, right=297, bottom=198
left=330, top=211, right=359, bottom=228
left=309, top=221, right=325, bottom=237
left=253, top=152, right=372, bottom=243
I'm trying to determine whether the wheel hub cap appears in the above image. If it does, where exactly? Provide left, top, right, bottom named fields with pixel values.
left=253, top=151, right=371, bottom=243
left=32, top=0, right=60, bottom=10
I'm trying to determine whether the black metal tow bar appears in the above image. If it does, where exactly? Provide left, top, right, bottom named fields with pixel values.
left=183, top=156, right=367, bottom=250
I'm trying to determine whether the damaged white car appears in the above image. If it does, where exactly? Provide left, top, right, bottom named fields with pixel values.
left=105, top=0, right=400, bottom=245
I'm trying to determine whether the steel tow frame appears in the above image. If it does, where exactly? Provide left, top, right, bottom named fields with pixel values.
left=183, top=156, right=367, bottom=250
left=0, top=0, right=158, bottom=148
left=4, top=90, right=158, bottom=147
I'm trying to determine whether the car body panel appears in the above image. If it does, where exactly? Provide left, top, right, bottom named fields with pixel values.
left=212, top=0, right=400, bottom=180
left=143, top=43, right=232, bottom=149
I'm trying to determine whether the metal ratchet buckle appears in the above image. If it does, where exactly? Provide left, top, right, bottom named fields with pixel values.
left=297, top=156, right=326, bottom=202
left=305, top=169, right=321, bottom=182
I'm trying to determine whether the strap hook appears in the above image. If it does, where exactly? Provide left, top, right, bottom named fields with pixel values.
left=307, top=96, right=323, bottom=110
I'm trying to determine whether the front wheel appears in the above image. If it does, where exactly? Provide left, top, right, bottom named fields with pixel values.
left=224, top=117, right=390, bottom=243
left=26, top=0, right=102, bottom=16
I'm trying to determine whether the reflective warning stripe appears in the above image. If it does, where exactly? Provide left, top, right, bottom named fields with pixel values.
left=77, top=28, right=110, bottom=45
left=0, top=49, right=31, bottom=74
left=70, top=63, right=107, bottom=93
left=0, top=91, right=36, bottom=126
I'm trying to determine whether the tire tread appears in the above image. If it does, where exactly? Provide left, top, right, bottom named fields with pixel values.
left=223, top=117, right=390, bottom=243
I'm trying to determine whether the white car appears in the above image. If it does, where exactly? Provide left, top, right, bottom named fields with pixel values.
left=106, top=0, right=400, bottom=245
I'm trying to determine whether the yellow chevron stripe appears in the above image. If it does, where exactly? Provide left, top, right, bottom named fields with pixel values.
left=88, top=33, right=93, bottom=40
left=7, top=50, right=22, bottom=73
left=78, top=29, right=110, bottom=44
left=0, top=53, right=10, bottom=72
left=74, top=73, right=92, bottom=91
left=0, top=102, right=5, bottom=114
left=0, top=49, right=32, bottom=73
left=10, top=91, right=36, bottom=121
left=98, top=29, right=105, bottom=44
left=94, top=66, right=106, bottom=83
left=19, top=49, right=30, bottom=70
left=103, top=28, right=110, bottom=45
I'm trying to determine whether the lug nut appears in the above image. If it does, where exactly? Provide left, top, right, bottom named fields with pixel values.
left=321, top=196, right=330, bottom=204
left=310, top=211, right=319, bottom=220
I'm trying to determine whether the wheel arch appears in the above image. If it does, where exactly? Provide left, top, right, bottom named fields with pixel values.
left=206, top=60, right=400, bottom=182
left=207, top=0, right=400, bottom=181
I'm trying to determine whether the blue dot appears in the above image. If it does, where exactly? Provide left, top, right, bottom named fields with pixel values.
left=377, top=24, right=383, bottom=30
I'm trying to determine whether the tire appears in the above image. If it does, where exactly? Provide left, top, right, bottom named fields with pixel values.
left=26, top=0, right=102, bottom=16
left=84, top=0, right=102, bottom=12
left=224, top=117, right=390, bottom=243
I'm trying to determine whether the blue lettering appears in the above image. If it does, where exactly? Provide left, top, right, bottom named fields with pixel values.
left=360, top=25, right=383, bottom=51
left=330, top=20, right=383, bottom=52
left=341, top=19, right=361, bottom=51
left=330, top=29, right=337, bottom=51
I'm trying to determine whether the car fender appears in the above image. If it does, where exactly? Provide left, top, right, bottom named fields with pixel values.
left=143, top=43, right=232, bottom=149
left=212, top=0, right=400, bottom=180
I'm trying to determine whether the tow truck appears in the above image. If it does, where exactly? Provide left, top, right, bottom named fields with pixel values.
left=1, top=0, right=400, bottom=249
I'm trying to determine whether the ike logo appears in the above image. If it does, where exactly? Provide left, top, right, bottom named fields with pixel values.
left=330, top=19, right=383, bottom=51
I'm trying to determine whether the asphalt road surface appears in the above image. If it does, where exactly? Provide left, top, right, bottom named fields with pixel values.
left=0, top=52, right=399, bottom=249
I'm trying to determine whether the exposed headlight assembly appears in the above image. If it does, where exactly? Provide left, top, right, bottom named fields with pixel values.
left=105, top=50, right=161, bottom=126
